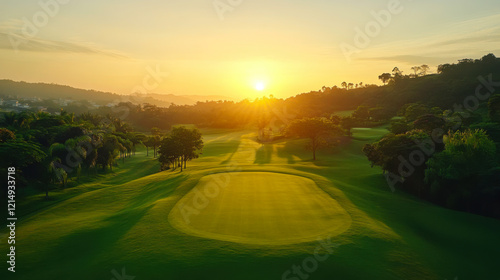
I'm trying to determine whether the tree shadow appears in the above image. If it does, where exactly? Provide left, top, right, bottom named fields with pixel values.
left=219, top=139, right=241, bottom=165
left=254, top=144, right=274, bottom=164
left=47, top=205, right=154, bottom=268
left=275, top=139, right=311, bottom=163
left=276, top=143, right=296, bottom=164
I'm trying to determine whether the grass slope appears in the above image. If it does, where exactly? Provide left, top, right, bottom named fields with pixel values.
left=169, top=172, right=352, bottom=245
left=1, top=127, right=499, bottom=280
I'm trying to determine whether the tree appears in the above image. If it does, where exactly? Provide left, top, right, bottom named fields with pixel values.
left=144, top=136, right=153, bottom=156
left=82, top=134, right=100, bottom=173
left=402, top=103, right=430, bottom=122
left=341, top=81, right=348, bottom=89
left=286, top=118, right=343, bottom=160
left=0, top=140, right=46, bottom=170
left=79, top=112, right=102, bottom=127
left=488, top=94, right=500, bottom=122
left=116, top=136, right=132, bottom=162
left=364, top=130, right=430, bottom=175
left=257, top=113, right=271, bottom=141
left=46, top=144, right=70, bottom=191
left=413, top=114, right=446, bottom=134
left=369, top=107, right=392, bottom=121
left=392, top=67, right=403, bottom=79
left=469, top=122, right=500, bottom=144
left=107, top=115, right=131, bottom=133
left=159, top=127, right=204, bottom=171
left=378, top=73, right=392, bottom=85
left=437, top=63, right=452, bottom=74
left=0, top=128, right=16, bottom=143
left=352, top=106, right=370, bottom=120
left=96, top=135, right=121, bottom=170
left=151, top=135, right=161, bottom=158
left=420, top=64, right=430, bottom=75
left=340, top=116, right=356, bottom=137
left=171, top=127, right=204, bottom=169
left=425, top=130, right=498, bottom=209
left=363, top=130, right=433, bottom=196
left=128, top=132, right=145, bottom=155
left=411, top=66, right=421, bottom=77
left=0, top=112, right=19, bottom=128
left=426, top=130, right=497, bottom=182
left=0, top=140, right=46, bottom=195
left=158, top=136, right=182, bottom=170
left=390, top=118, right=412, bottom=134
left=151, top=127, right=161, bottom=136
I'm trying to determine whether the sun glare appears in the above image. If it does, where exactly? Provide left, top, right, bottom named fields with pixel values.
left=255, top=82, right=265, bottom=91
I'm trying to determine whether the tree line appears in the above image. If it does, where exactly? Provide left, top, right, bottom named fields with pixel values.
left=0, top=110, right=204, bottom=199
left=363, top=96, right=500, bottom=219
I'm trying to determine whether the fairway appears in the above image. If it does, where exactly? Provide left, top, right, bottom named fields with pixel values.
left=169, top=172, right=352, bottom=245
left=3, top=128, right=500, bottom=280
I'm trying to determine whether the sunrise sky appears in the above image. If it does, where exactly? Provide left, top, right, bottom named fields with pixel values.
left=1, top=0, right=500, bottom=100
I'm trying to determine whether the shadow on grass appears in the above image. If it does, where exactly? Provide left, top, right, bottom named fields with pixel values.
left=276, top=140, right=311, bottom=163
left=254, top=144, right=274, bottom=164
left=47, top=205, right=154, bottom=269
left=126, top=174, right=188, bottom=209
left=219, top=140, right=242, bottom=165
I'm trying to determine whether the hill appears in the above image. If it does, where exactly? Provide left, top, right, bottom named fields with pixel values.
left=0, top=80, right=234, bottom=106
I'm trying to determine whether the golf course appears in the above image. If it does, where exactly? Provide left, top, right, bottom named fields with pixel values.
left=2, top=126, right=499, bottom=280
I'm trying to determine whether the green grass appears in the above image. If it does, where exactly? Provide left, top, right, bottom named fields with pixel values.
left=1, top=126, right=499, bottom=280
left=333, top=110, right=355, bottom=117
left=169, top=172, right=352, bottom=245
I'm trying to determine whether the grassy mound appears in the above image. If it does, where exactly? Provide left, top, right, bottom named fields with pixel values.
left=169, top=172, right=352, bottom=245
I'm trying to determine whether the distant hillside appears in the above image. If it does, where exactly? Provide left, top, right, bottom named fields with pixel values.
left=0, top=80, right=234, bottom=106
left=144, top=93, right=236, bottom=105
left=0, top=80, right=120, bottom=105
left=282, top=53, right=500, bottom=118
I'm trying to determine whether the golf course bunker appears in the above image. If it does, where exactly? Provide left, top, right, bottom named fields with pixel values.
left=169, top=172, right=352, bottom=245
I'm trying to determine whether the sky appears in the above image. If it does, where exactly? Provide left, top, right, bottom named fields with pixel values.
left=1, top=0, right=500, bottom=100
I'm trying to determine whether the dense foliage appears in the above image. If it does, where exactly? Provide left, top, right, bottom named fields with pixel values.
left=0, top=111, right=145, bottom=198
left=158, top=127, right=204, bottom=171
left=285, top=118, right=343, bottom=160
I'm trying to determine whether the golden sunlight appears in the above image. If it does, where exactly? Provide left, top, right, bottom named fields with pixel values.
left=255, top=82, right=266, bottom=91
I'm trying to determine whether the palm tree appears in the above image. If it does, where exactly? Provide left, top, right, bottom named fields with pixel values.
left=1, top=112, right=18, bottom=128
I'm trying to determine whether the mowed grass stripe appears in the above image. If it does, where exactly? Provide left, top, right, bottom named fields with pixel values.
left=169, top=172, right=352, bottom=245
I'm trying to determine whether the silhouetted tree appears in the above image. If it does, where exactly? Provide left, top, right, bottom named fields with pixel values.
left=159, top=127, right=203, bottom=171
left=420, top=64, right=430, bottom=75
left=488, top=94, right=500, bottom=122
left=286, top=118, right=342, bottom=160
left=378, top=73, right=392, bottom=85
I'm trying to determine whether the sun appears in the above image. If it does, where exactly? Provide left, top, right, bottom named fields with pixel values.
left=255, top=82, right=266, bottom=91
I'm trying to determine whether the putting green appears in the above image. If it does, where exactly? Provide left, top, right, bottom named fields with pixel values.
left=169, top=172, right=352, bottom=245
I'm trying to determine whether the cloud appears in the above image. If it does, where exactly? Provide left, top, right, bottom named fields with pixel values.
left=359, top=55, right=450, bottom=65
left=0, top=20, right=128, bottom=58
left=356, top=14, right=500, bottom=65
